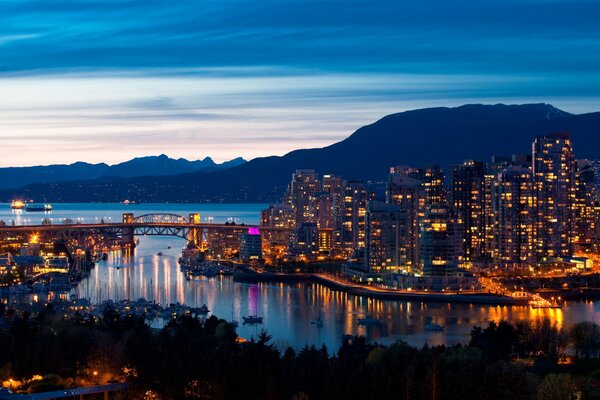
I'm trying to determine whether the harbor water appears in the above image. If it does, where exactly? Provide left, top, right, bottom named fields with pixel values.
left=3, top=203, right=600, bottom=350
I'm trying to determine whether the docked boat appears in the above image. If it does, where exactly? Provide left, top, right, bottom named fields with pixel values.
left=425, top=323, right=445, bottom=332
left=25, top=203, right=52, bottom=212
left=357, top=317, right=381, bottom=326
left=192, top=304, right=210, bottom=315
left=311, top=315, right=323, bottom=328
left=530, top=300, right=562, bottom=309
left=10, top=200, right=25, bottom=210
left=242, top=315, right=264, bottom=324
left=529, top=295, right=562, bottom=309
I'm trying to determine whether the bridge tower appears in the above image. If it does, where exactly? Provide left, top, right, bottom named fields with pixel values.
left=188, top=213, right=201, bottom=247
left=122, top=213, right=136, bottom=251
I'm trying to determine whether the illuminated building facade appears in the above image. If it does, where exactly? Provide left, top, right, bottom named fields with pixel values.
left=386, top=168, right=422, bottom=271
left=419, top=165, right=447, bottom=208
left=574, top=161, right=597, bottom=255
left=260, top=204, right=295, bottom=229
left=240, top=230, right=263, bottom=261
left=365, top=201, right=402, bottom=273
left=494, top=166, right=535, bottom=270
left=420, top=205, right=462, bottom=276
left=340, top=180, right=368, bottom=254
left=532, top=132, right=576, bottom=259
left=451, top=160, right=486, bottom=266
left=286, top=169, right=321, bottom=227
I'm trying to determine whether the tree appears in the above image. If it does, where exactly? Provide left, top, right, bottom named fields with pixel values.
left=570, top=321, right=600, bottom=361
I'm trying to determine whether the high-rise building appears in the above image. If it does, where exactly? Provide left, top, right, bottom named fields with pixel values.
left=320, top=174, right=344, bottom=229
left=259, top=204, right=294, bottom=264
left=286, top=169, right=321, bottom=228
left=365, top=201, right=402, bottom=273
left=260, top=204, right=295, bottom=228
left=419, top=165, right=447, bottom=207
left=532, top=132, right=576, bottom=259
left=320, top=174, right=344, bottom=250
left=240, top=230, right=263, bottom=261
left=494, top=166, right=535, bottom=271
left=340, top=180, right=368, bottom=254
left=420, top=205, right=462, bottom=276
left=386, top=168, right=422, bottom=271
left=574, top=160, right=597, bottom=255
left=451, top=160, right=486, bottom=266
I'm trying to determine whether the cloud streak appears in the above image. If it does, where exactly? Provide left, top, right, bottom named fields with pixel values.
left=0, top=0, right=599, bottom=166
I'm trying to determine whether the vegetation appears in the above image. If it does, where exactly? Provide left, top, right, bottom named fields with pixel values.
left=2, top=305, right=600, bottom=399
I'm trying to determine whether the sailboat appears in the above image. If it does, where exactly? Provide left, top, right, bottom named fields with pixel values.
left=311, top=314, right=323, bottom=328
left=243, top=290, right=264, bottom=325
left=230, top=304, right=239, bottom=328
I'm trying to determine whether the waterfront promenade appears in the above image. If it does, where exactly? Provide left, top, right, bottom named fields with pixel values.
left=233, top=270, right=529, bottom=305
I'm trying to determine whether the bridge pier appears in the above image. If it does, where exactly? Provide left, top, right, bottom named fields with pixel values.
left=122, top=213, right=136, bottom=251
left=188, top=213, right=201, bottom=247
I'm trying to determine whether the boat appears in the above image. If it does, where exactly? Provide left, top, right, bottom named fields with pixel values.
left=357, top=317, right=381, bottom=326
left=425, top=322, right=445, bottom=332
left=10, top=200, right=25, bottom=210
left=529, top=295, right=562, bottom=309
left=311, top=315, right=323, bottom=328
left=157, top=252, right=163, bottom=256
left=530, top=301, right=562, bottom=309
left=195, top=304, right=210, bottom=315
left=25, top=203, right=52, bottom=212
left=242, top=315, right=264, bottom=324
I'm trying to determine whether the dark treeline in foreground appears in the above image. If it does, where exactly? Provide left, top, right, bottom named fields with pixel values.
left=2, top=304, right=600, bottom=399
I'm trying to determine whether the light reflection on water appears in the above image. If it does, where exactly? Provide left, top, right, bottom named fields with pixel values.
left=2, top=203, right=599, bottom=350
left=72, top=235, right=600, bottom=351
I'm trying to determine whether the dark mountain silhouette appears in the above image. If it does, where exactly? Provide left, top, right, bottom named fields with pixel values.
left=0, top=154, right=246, bottom=190
left=3, top=103, right=599, bottom=203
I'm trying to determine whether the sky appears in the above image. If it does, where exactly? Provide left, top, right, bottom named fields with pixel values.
left=1, top=0, right=600, bottom=167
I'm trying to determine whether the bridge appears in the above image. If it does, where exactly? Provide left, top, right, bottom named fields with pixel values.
left=0, top=213, right=292, bottom=256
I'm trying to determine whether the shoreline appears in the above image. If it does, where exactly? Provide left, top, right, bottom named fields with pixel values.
left=233, top=272, right=530, bottom=306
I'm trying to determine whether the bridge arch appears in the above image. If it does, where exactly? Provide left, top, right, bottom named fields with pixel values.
left=131, top=213, right=189, bottom=224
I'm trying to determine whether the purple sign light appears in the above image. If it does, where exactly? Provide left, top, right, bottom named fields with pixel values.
left=248, top=227, right=260, bottom=235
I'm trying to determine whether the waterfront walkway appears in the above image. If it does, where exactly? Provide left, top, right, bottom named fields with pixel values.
left=234, top=271, right=527, bottom=306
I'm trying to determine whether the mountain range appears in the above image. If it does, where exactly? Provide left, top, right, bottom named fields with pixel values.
left=0, top=155, right=246, bottom=190
left=2, top=103, right=599, bottom=203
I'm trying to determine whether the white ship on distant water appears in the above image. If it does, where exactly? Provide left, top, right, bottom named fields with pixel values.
left=25, top=203, right=53, bottom=212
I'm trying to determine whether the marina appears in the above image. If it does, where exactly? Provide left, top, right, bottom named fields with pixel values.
left=1, top=203, right=600, bottom=351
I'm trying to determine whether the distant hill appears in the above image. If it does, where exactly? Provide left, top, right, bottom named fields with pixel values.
left=0, top=154, right=246, bottom=190
left=3, top=103, right=600, bottom=203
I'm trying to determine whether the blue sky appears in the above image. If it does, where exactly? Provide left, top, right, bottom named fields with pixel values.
left=1, top=0, right=599, bottom=166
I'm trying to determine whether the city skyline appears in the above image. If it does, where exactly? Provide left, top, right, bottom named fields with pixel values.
left=1, top=0, right=600, bottom=166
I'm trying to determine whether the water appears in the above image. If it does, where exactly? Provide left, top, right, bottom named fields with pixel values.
left=3, top=203, right=600, bottom=351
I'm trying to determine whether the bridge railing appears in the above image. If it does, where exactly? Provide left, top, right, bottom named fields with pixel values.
left=0, top=216, right=116, bottom=227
